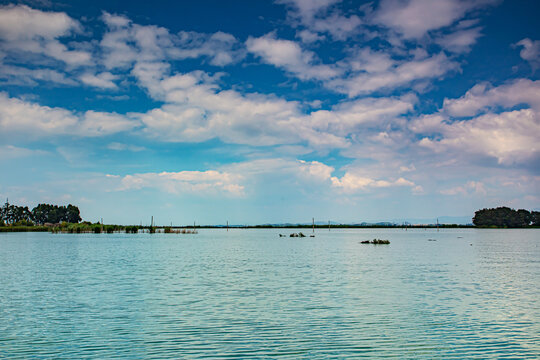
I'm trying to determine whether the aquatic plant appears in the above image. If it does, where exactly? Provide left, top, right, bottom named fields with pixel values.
left=360, top=239, right=390, bottom=244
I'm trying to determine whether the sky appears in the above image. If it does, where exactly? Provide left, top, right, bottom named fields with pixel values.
left=0, top=0, right=538, bottom=225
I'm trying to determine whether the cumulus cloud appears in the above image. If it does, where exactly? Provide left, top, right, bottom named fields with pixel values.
left=442, top=79, right=540, bottom=117
left=0, top=4, right=91, bottom=66
left=278, top=0, right=361, bottom=39
left=329, top=52, right=459, bottom=96
left=114, top=158, right=335, bottom=197
left=418, top=109, right=539, bottom=165
left=296, top=29, right=325, bottom=43
left=436, top=27, right=483, bottom=53
left=413, top=79, right=540, bottom=166
left=129, top=69, right=347, bottom=148
left=118, top=170, right=245, bottom=196
left=0, top=93, right=139, bottom=137
left=278, top=0, right=339, bottom=21
left=307, top=94, right=416, bottom=136
left=246, top=33, right=340, bottom=80
left=100, top=12, right=243, bottom=70
left=175, top=31, right=245, bottom=66
left=515, top=38, right=540, bottom=71
left=440, top=181, right=486, bottom=196
left=129, top=66, right=420, bottom=149
left=374, top=0, right=496, bottom=39
left=331, top=172, right=417, bottom=193
left=79, top=71, right=119, bottom=89
left=225, top=158, right=334, bottom=183
left=0, top=64, right=76, bottom=86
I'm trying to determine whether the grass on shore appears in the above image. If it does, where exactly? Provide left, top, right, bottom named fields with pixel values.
left=0, top=226, right=48, bottom=232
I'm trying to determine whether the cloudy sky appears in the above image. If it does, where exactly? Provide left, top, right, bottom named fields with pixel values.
left=0, top=0, right=538, bottom=225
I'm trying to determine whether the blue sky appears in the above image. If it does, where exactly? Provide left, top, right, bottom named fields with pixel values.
left=0, top=0, right=538, bottom=225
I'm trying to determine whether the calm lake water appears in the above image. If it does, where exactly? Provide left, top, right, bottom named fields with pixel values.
left=1, top=228, right=539, bottom=358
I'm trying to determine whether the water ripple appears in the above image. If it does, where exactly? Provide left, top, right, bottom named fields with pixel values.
left=0, top=229, right=539, bottom=358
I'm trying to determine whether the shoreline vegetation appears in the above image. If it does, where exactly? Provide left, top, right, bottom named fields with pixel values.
left=1, top=202, right=539, bottom=233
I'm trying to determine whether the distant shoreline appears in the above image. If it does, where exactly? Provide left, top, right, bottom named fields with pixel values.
left=1, top=224, right=539, bottom=233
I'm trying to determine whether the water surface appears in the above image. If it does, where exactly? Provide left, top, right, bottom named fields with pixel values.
left=1, top=228, right=539, bottom=358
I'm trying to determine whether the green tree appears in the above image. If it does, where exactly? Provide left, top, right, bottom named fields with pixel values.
left=65, top=204, right=81, bottom=223
left=532, top=211, right=540, bottom=226
left=473, top=207, right=532, bottom=227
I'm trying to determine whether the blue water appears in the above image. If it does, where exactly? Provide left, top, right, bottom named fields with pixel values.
left=0, top=228, right=539, bottom=358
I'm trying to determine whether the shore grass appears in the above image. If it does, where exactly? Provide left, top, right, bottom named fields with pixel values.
left=0, top=226, right=48, bottom=232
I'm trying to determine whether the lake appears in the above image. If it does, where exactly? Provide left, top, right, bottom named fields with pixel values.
left=1, top=228, right=539, bottom=358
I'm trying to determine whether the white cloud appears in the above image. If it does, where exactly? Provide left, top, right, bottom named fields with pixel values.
left=0, top=92, right=78, bottom=135
left=347, top=48, right=395, bottom=73
left=114, top=158, right=335, bottom=197
left=278, top=0, right=361, bottom=39
left=331, top=172, right=417, bottom=193
left=80, top=111, right=138, bottom=136
left=175, top=31, right=245, bottom=66
left=0, top=4, right=79, bottom=41
left=278, top=0, right=339, bottom=21
left=307, top=94, right=416, bottom=136
left=131, top=70, right=347, bottom=148
left=440, top=181, right=486, bottom=195
left=246, top=33, right=340, bottom=80
left=436, top=27, right=483, bottom=53
left=374, top=0, right=495, bottom=39
left=131, top=66, right=420, bottom=149
left=0, top=93, right=139, bottom=137
left=329, top=52, right=459, bottom=96
left=225, top=158, right=334, bottom=182
left=418, top=109, right=539, bottom=165
left=296, top=29, right=325, bottom=43
left=100, top=12, right=243, bottom=70
left=412, top=80, right=540, bottom=166
left=118, top=170, right=245, bottom=196
left=309, top=13, right=362, bottom=40
left=515, top=38, right=540, bottom=71
left=0, top=64, right=76, bottom=86
left=100, top=13, right=139, bottom=69
left=442, top=79, right=540, bottom=117
left=0, top=5, right=91, bottom=66
left=79, top=72, right=118, bottom=89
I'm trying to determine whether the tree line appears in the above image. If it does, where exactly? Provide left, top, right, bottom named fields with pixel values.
left=473, top=207, right=539, bottom=228
left=0, top=200, right=81, bottom=226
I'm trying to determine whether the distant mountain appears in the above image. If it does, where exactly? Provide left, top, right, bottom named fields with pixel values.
left=217, top=216, right=472, bottom=227
left=386, top=216, right=472, bottom=225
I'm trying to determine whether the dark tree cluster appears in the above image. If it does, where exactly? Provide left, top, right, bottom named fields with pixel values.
left=0, top=200, right=81, bottom=226
left=0, top=201, right=33, bottom=225
left=473, top=207, right=539, bottom=228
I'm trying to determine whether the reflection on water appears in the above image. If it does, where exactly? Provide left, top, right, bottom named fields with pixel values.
left=0, top=229, right=539, bottom=358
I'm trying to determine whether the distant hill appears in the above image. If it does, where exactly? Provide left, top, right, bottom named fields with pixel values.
left=387, top=216, right=473, bottom=225
left=223, top=216, right=472, bottom=227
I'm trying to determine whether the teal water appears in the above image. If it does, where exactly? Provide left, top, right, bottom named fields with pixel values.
left=0, top=229, right=539, bottom=359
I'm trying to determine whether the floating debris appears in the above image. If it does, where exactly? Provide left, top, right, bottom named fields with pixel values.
left=290, top=232, right=306, bottom=237
left=360, top=238, right=390, bottom=245
left=428, top=239, right=437, bottom=241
